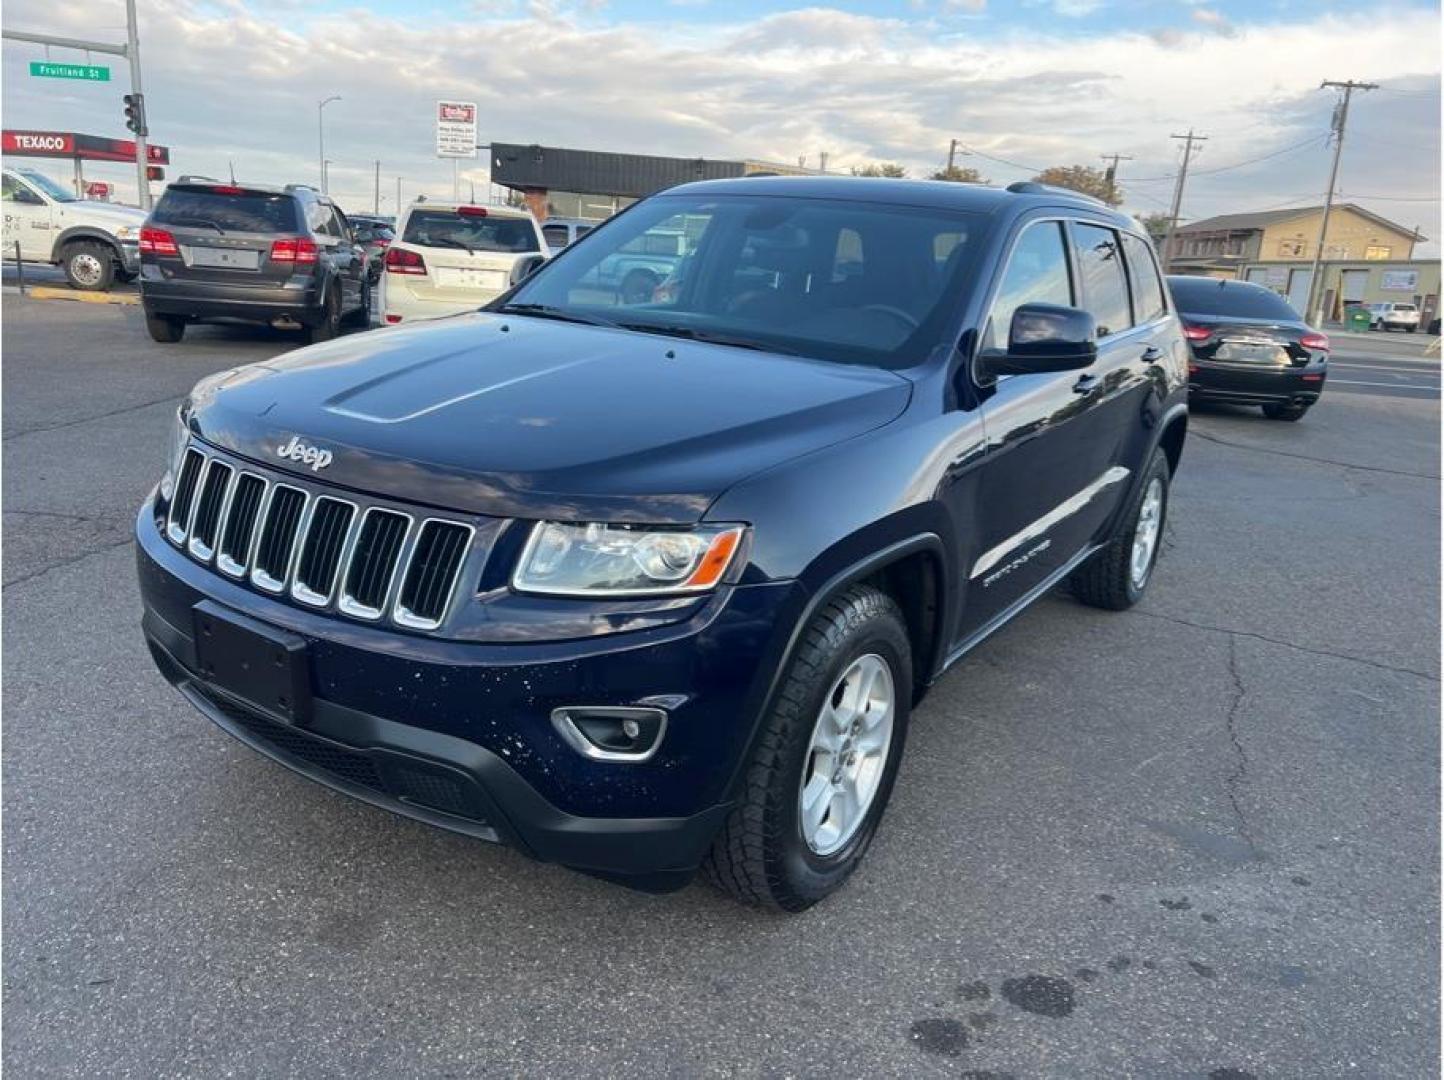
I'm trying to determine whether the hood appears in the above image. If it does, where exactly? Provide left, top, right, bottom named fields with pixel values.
left=188, top=313, right=912, bottom=523
left=60, top=200, right=148, bottom=230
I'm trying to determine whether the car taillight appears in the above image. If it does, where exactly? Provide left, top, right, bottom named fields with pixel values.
left=1182, top=324, right=1211, bottom=342
left=385, top=247, right=426, bottom=275
left=1300, top=332, right=1330, bottom=351
left=270, top=237, right=318, bottom=264
left=456, top=206, right=488, bottom=217
left=385, top=314, right=403, bottom=324
left=138, top=226, right=178, bottom=256
left=211, top=185, right=245, bottom=195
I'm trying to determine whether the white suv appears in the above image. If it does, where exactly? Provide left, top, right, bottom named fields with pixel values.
left=1, top=167, right=147, bottom=290
left=379, top=201, right=548, bottom=324
left=1368, top=302, right=1421, bottom=332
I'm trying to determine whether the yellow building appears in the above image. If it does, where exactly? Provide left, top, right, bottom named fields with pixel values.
left=1170, top=204, right=1422, bottom=276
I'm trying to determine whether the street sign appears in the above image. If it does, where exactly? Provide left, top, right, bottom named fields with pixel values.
left=436, top=101, right=477, bottom=159
left=29, top=61, right=110, bottom=82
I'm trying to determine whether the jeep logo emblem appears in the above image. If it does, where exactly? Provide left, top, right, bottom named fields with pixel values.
left=276, top=435, right=333, bottom=472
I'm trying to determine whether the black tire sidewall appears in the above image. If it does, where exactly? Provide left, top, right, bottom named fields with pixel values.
left=770, top=606, right=912, bottom=904
left=1121, top=453, right=1171, bottom=604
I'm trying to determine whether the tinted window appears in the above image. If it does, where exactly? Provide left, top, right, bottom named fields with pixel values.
left=1072, top=223, right=1132, bottom=336
left=510, top=193, right=979, bottom=368
left=1168, top=277, right=1302, bottom=320
left=984, top=220, right=1072, bottom=351
left=542, top=224, right=571, bottom=248
left=1121, top=232, right=1167, bottom=322
left=153, top=189, right=300, bottom=233
left=16, top=169, right=74, bottom=203
left=403, top=209, right=539, bottom=253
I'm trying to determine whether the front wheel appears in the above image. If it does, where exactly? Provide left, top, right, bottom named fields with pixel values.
left=704, top=584, right=912, bottom=912
left=1070, top=448, right=1170, bottom=611
left=63, top=241, right=116, bottom=291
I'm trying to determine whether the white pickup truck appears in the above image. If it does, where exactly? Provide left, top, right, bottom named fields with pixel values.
left=1, top=166, right=147, bottom=290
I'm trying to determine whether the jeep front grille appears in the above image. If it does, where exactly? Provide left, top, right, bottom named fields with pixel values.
left=163, top=445, right=478, bottom=632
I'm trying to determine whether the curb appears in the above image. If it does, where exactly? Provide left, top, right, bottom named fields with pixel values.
left=24, top=286, right=140, bottom=305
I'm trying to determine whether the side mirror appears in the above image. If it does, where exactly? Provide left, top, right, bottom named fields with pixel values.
left=511, top=254, right=547, bottom=284
left=981, top=303, right=1098, bottom=378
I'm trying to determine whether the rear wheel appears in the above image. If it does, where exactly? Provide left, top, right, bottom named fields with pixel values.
left=145, top=312, right=185, bottom=343
left=1070, top=448, right=1170, bottom=611
left=304, top=285, right=341, bottom=344
left=1262, top=402, right=1309, bottom=421
left=62, top=241, right=116, bottom=291
left=704, top=584, right=911, bottom=911
left=346, top=279, right=372, bottom=328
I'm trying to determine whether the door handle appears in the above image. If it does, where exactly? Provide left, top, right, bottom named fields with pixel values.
left=1072, top=374, right=1100, bottom=395
left=1141, top=345, right=1164, bottom=363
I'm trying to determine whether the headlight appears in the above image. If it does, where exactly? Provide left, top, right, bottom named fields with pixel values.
left=114, top=225, right=137, bottom=241
left=513, top=522, right=745, bottom=597
left=159, top=407, right=189, bottom=501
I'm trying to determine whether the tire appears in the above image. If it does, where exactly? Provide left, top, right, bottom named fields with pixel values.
left=619, top=269, right=658, bottom=305
left=1262, top=402, right=1309, bottom=421
left=62, top=241, right=116, bottom=291
left=346, top=279, right=371, bottom=328
left=303, top=285, right=341, bottom=344
left=145, top=312, right=185, bottom=343
left=704, top=584, right=912, bottom=912
left=1070, top=448, right=1170, bottom=611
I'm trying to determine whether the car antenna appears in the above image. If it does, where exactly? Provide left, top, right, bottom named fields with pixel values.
left=228, top=160, right=236, bottom=185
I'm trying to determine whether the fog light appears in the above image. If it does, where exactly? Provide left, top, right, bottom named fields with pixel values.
left=552, top=706, right=668, bottom=763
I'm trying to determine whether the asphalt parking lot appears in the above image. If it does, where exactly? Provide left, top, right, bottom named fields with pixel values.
left=3, top=294, right=1439, bottom=1077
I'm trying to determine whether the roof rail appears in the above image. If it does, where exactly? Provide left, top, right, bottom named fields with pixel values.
left=176, top=174, right=221, bottom=184
left=1005, top=180, right=1107, bottom=206
left=284, top=183, right=320, bottom=193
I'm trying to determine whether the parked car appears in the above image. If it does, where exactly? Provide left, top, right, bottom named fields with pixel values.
left=540, top=216, right=595, bottom=251
left=136, top=177, right=1188, bottom=910
left=138, top=181, right=370, bottom=344
left=1367, top=301, right=1421, bottom=332
left=379, top=202, right=546, bottom=324
left=1169, top=275, right=1328, bottom=422
left=1, top=166, right=146, bottom=290
left=347, top=213, right=394, bottom=283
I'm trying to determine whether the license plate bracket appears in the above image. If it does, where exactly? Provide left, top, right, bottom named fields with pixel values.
left=193, top=600, right=311, bottom=724
left=190, top=246, right=259, bottom=270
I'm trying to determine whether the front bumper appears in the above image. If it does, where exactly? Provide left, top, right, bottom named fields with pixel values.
left=135, top=500, right=803, bottom=887
left=140, top=270, right=322, bottom=325
left=1188, top=358, right=1327, bottom=407
left=118, top=241, right=140, bottom=274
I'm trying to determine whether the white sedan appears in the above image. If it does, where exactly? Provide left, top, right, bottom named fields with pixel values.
left=379, top=201, right=548, bottom=324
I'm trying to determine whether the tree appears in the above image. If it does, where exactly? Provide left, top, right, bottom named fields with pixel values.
left=928, top=165, right=988, bottom=184
left=1137, top=211, right=1171, bottom=245
left=851, top=162, right=907, bottom=178
left=1031, top=164, right=1122, bottom=206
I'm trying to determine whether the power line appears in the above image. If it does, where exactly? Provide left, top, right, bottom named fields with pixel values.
left=1126, top=134, right=1328, bottom=183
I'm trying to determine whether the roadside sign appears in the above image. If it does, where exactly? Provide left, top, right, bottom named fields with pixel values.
left=2, top=130, right=169, bottom=164
left=29, top=61, right=110, bottom=82
left=1381, top=270, right=1419, bottom=292
left=436, top=101, right=478, bottom=159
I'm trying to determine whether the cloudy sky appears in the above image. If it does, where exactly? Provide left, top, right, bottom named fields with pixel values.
left=3, top=0, right=1439, bottom=252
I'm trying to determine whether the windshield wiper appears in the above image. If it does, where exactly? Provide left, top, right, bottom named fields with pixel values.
left=171, top=216, right=226, bottom=235
left=617, top=323, right=800, bottom=356
left=495, top=303, right=621, bottom=328
left=427, top=237, right=476, bottom=255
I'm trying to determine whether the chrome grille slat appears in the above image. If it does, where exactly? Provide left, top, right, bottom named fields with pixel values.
left=164, top=445, right=475, bottom=631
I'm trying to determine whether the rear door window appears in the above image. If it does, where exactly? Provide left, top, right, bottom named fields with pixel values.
left=402, top=209, right=539, bottom=253
left=1120, top=232, right=1167, bottom=323
left=1071, top=223, right=1132, bottom=337
left=152, top=189, right=300, bottom=233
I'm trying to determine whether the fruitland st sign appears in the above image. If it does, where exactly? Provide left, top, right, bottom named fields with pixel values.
left=29, top=61, right=110, bottom=82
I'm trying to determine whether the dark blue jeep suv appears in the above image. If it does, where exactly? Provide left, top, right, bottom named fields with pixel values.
left=136, top=176, right=1188, bottom=910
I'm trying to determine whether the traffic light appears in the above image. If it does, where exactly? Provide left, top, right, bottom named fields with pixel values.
left=123, top=93, right=147, bottom=137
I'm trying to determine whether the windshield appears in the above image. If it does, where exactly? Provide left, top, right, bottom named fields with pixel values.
left=504, top=193, right=979, bottom=368
left=1169, top=278, right=1301, bottom=320
left=152, top=188, right=301, bottom=232
left=18, top=170, right=76, bottom=203
left=403, top=209, right=539, bottom=253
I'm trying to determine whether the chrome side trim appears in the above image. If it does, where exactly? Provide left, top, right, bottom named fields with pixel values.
left=970, top=466, right=1130, bottom=579
left=291, top=497, right=360, bottom=608
left=391, top=518, right=476, bottom=631
left=551, top=707, right=669, bottom=764
left=337, top=508, right=414, bottom=621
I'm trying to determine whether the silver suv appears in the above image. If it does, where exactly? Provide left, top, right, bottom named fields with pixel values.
left=1368, top=302, right=1421, bottom=332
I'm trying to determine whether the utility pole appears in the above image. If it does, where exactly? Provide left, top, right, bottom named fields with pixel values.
left=1303, top=79, right=1378, bottom=325
left=395, top=176, right=402, bottom=213
left=374, top=160, right=380, bottom=215
left=318, top=94, right=340, bottom=193
left=123, top=0, right=150, bottom=209
left=947, top=139, right=960, bottom=173
left=818, top=150, right=830, bottom=174
left=1161, top=130, right=1207, bottom=271
left=1100, top=152, right=1133, bottom=206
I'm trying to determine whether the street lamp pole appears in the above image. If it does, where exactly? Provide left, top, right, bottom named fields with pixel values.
left=318, top=95, right=340, bottom=193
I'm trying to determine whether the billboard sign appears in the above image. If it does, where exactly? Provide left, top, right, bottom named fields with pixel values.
left=436, top=101, right=477, bottom=158
left=1380, top=270, right=1419, bottom=292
